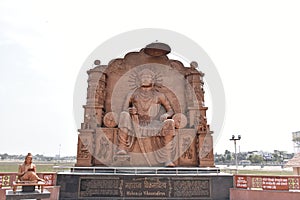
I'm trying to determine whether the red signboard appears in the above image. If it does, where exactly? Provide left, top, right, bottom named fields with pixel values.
left=235, top=175, right=300, bottom=191
left=235, top=176, right=248, bottom=189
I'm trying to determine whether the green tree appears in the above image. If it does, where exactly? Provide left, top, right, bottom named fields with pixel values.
left=221, top=155, right=225, bottom=162
left=226, top=154, right=232, bottom=161
left=1, top=153, right=8, bottom=160
left=249, top=155, right=263, bottom=163
left=224, top=150, right=232, bottom=162
left=225, top=150, right=231, bottom=155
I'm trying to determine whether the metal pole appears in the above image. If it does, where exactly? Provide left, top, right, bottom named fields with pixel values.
left=234, top=140, right=237, bottom=171
left=229, top=135, right=241, bottom=173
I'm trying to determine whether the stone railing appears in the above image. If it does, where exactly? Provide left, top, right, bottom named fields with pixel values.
left=234, top=175, right=300, bottom=191
left=0, top=172, right=56, bottom=188
left=54, top=166, right=220, bottom=175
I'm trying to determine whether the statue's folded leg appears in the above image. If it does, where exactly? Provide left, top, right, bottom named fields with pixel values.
left=162, top=119, right=175, bottom=167
left=20, top=172, right=44, bottom=182
left=117, top=111, right=132, bottom=155
left=117, top=128, right=128, bottom=155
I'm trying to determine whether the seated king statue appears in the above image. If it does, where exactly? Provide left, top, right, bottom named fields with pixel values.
left=117, top=68, right=176, bottom=167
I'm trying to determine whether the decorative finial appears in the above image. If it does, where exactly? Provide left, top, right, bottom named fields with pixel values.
left=144, top=42, right=171, bottom=57
left=94, top=60, right=101, bottom=65
left=190, top=61, right=198, bottom=69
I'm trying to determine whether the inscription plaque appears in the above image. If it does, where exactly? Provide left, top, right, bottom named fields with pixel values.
left=79, top=176, right=210, bottom=199
left=124, top=177, right=170, bottom=198
left=172, top=177, right=210, bottom=197
left=79, top=177, right=121, bottom=197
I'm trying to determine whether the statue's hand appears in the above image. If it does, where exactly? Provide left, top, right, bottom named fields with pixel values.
left=128, top=107, right=137, bottom=115
left=160, top=113, right=169, bottom=122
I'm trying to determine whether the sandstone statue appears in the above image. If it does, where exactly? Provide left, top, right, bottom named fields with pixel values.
left=17, top=153, right=44, bottom=182
left=75, top=42, right=215, bottom=167
left=117, top=68, right=176, bottom=167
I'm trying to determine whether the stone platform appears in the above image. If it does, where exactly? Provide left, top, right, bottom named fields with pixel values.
left=56, top=167, right=233, bottom=200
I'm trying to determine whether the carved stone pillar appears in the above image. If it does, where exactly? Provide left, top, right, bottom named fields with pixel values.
left=185, top=63, right=205, bottom=129
left=85, top=67, right=106, bottom=128
left=76, top=64, right=107, bottom=166
left=187, top=107, right=199, bottom=128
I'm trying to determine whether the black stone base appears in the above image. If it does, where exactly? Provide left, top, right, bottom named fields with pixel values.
left=22, top=185, right=35, bottom=192
left=57, top=168, right=233, bottom=200
left=6, top=190, right=51, bottom=200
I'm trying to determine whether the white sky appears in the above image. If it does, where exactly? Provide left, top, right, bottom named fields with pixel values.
left=0, top=0, right=300, bottom=156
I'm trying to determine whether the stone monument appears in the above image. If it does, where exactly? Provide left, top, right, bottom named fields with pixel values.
left=57, top=42, right=233, bottom=200
left=75, top=42, right=214, bottom=168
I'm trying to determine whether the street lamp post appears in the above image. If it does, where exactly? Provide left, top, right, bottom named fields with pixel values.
left=229, top=135, right=241, bottom=172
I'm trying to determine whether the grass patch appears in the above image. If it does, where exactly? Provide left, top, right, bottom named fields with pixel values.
left=0, top=162, right=74, bottom=172
left=221, top=169, right=293, bottom=176
left=237, top=169, right=292, bottom=175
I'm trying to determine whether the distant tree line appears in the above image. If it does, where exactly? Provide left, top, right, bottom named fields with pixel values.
left=214, top=150, right=294, bottom=165
left=0, top=153, right=76, bottom=161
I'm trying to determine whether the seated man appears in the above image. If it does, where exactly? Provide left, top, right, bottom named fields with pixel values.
left=117, top=68, right=176, bottom=167
left=18, top=153, right=44, bottom=182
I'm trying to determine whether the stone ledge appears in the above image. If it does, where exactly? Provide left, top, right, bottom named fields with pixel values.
left=6, top=189, right=50, bottom=200
left=68, top=166, right=221, bottom=175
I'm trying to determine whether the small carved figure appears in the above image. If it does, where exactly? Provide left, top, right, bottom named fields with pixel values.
left=117, top=68, right=176, bottom=167
left=80, top=138, right=90, bottom=158
left=17, top=153, right=44, bottom=182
